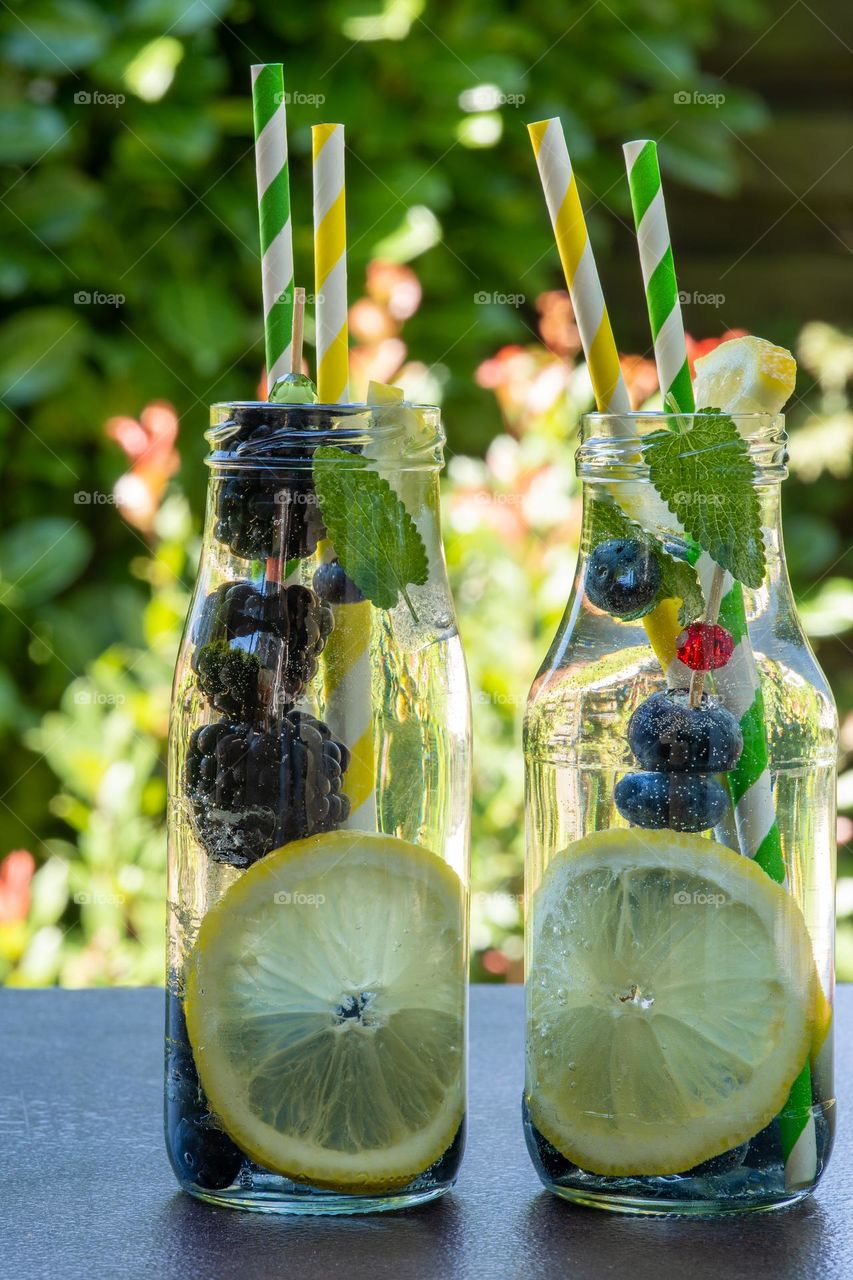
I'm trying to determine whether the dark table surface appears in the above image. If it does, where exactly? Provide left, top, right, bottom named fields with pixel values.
left=0, top=985, right=849, bottom=1280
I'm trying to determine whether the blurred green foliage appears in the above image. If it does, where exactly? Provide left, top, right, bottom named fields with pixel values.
left=0, top=1, right=850, bottom=984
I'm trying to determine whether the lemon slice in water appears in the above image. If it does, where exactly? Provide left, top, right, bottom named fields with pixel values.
left=527, top=829, right=815, bottom=1176
left=185, top=831, right=465, bottom=1192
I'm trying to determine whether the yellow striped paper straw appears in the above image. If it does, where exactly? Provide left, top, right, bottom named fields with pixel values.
left=322, top=595, right=377, bottom=831
left=528, top=118, right=630, bottom=415
left=527, top=116, right=681, bottom=670
left=312, top=124, right=349, bottom=403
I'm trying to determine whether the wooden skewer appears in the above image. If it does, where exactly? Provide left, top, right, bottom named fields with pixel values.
left=291, top=286, right=305, bottom=375
left=688, top=564, right=727, bottom=707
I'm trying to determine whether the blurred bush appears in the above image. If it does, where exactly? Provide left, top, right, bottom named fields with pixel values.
left=1, top=1, right=850, bottom=984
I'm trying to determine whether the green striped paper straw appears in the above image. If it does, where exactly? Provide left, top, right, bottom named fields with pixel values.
left=624, top=137, right=817, bottom=1189
left=623, top=140, right=693, bottom=416
left=251, top=63, right=294, bottom=384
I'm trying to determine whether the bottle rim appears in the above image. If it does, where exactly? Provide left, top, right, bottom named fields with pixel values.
left=577, top=411, right=788, bottom=483
left=206, top=401, right=445, bottom=473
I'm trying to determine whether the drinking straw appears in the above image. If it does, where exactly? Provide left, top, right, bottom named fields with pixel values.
left=624, top=137, right=817, bottom=1187
left=251, top=63, right=294, bottom=384
left=310, top=126, right=374, bottom=826
left=312, top=123, right=349, bottom=403
left=527, top=117, right=680, bottom=671
left=322, top=598, right=377, bottom=831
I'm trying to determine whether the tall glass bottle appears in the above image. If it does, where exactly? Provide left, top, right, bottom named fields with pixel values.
left=523, top=412, right=836, bottom=1214
left=166, top=401, right=470, bottom=1213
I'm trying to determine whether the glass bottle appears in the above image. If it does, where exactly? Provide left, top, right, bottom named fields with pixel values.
left=523, top=412, right=836, bottom=1214
left=165, top=401, right=471, bottom=1214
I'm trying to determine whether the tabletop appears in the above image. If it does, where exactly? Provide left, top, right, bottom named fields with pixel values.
left=0, top=985, right=849, bottom=1280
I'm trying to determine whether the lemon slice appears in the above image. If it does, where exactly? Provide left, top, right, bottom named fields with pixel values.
left=185, top=831, right=465, bottom=1192
left=527, top=829, right=815, bottom=1176
left=693, top=334, right=796, bottom=415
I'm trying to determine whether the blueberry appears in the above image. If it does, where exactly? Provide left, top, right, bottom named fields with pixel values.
left=585, top=539, right=661, bottom=617
left=165, top=994, right=244, bottom=1191
left=172, top=1116, right=244, bottom=1191
left=615, top=771, right=728, bottom=832
left=313, top=558, right=365, bottom=605
left=628, top=690, right=743, bottom=773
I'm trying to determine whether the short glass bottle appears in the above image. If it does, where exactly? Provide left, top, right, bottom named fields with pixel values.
left=165, top=401, right=471, bottom=1213
left=523, top=412, right=836, bottom=1215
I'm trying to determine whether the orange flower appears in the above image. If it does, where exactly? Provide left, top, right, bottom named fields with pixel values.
left=0, top=850, right=35, bottom=925
left=686, top=329, right=749, bottom=378
left=106, top=401, right=180, bottom=535
left=536, top=290, right=581, bottom=359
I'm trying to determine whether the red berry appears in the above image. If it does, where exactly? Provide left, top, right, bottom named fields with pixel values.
left=676, top=623, right=735, bottom=671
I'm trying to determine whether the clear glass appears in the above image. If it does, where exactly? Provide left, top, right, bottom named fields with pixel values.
left=165, top=402, right=471, bottom=1214
left=523, top=413, right=836, bottom=1215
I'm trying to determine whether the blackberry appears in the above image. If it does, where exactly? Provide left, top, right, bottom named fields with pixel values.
left=192, top=641, right=261, bottom=720
left=212, top=414, right=326, bottom=562
left=585, top=538, right=661, bottom=617
left=215, top=476, right=325, bottom=561
left=192, top=581, right=334, bottom=705
left=313, top=558, right=365, bottom=605
left=185, top=711, right=351, bottom=867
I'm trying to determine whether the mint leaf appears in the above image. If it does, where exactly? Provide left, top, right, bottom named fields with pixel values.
left=643, top=411, right=766, bottom=589
left=587, top=498, right=704, bottom=625
left=313, top=446, right=429, bottom=613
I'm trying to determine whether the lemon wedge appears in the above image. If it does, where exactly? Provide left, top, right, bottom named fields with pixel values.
left=693, top=334, right=796, bottom=415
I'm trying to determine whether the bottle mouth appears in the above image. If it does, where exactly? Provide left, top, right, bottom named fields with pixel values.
left=207, top=401, right=445, bottom=473
left=577, top=411, right=788, bottom=482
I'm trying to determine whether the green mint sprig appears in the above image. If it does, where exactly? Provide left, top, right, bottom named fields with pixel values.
left=312, top=446, right=428, bottom=616
left=643, top=409, right=766, bottom=589
left=588, top=498, right=704, bottom=625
